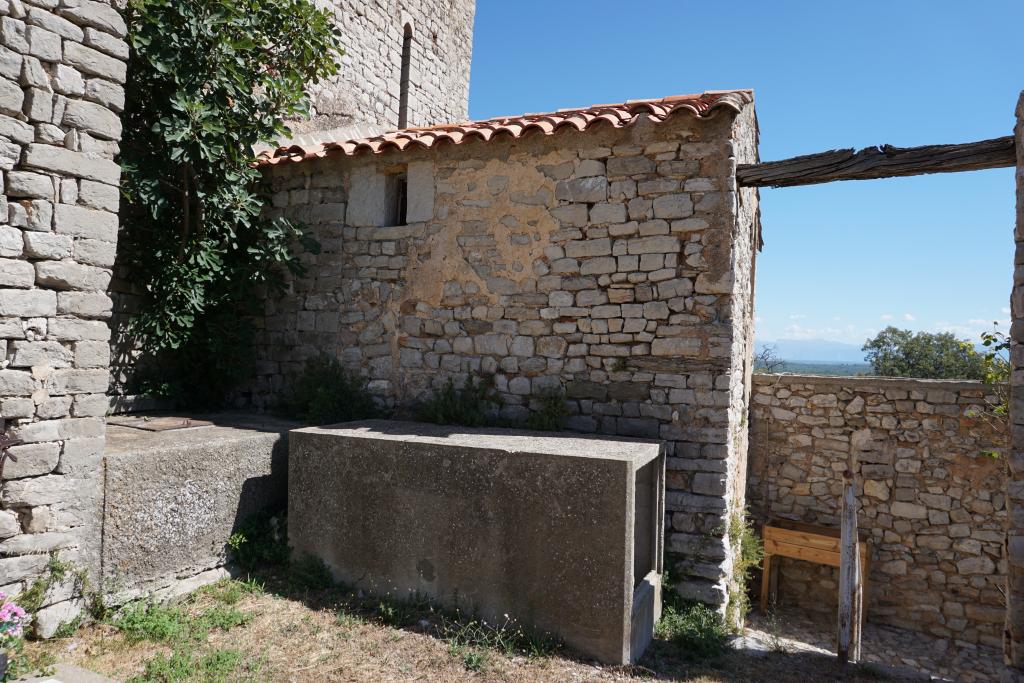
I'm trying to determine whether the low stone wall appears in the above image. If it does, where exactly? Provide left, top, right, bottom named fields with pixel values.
left=748, top=374, right=1006, bottom=648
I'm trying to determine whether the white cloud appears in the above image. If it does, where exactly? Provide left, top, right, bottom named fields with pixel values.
left=903, top=313, right=915, bottom=322
left=1002, top=307, right=1012, bottom=315
left=788, top=313, right=806, bottom=320
left=880, top=314, right=893, bottom=321
left=781, top=323, right=868, bottom=344
left=935, top=317, right=1009, bottom=340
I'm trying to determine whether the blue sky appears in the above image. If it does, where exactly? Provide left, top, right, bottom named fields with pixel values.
left=467, top=1, right=1019, bottom=351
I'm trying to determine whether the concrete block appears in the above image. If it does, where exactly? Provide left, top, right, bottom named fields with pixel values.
left=101, top=415, right=296, bottom=592
left=289, top=420, right=665, bottom=664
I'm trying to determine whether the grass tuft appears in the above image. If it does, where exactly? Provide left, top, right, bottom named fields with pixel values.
left=655, top=601, right=730, bottom=661
left=288, top=554, right=336, bottom=591
left=111, top=600, right=249, bottom=644
left=128, top=647, right=245, bottom=683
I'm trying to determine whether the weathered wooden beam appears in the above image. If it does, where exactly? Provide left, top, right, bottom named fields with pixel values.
left=837, top=470, right=862, bottom=664
left=737, top=135, right=1015, bottom=188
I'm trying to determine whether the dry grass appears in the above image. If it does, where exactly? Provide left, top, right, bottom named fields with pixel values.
left=26, top=575, right=911, bottom=683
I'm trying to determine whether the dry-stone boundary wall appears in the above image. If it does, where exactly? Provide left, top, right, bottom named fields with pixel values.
left=748, top=373, right=1006, bottom=649
left=252, top=107, right=760, bottom=606
left=0, top=0, right=125, bottom=635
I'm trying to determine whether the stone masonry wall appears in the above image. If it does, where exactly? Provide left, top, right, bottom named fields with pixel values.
left=251, top=105, right=760, bottom=608
left=287, top=0, right=475, bottom=144
left=0, top=0, right=126, bottom=635
left=1006, top=90, right=1024, bottom=679
left=749, top=374, right=1006, bottom=648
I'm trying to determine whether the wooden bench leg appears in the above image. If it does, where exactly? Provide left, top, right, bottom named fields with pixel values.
left=760, top=553, right=773, bottom=613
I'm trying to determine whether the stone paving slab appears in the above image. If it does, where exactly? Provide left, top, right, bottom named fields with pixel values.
left=14, top=663, right=115, bottom=683
left=746, top=608, right=1000, bottom=683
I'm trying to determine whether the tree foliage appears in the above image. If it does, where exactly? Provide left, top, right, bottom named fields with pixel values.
left=119, top=0, right=343, bottom=404
left=862, top=326, right=985, bottom=380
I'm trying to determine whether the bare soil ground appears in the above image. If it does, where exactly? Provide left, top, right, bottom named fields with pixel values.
left=25, top=576, right=909, bottom=683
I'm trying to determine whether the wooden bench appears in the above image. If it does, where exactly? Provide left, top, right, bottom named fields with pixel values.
left=760, top=519, right=870, bottom=623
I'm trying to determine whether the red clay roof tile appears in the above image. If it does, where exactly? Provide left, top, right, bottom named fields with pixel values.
left=258, top=90, right=752, bottom=166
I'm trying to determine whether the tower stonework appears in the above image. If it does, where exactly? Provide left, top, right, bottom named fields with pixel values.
left=287, top=0, right=476, bottom=145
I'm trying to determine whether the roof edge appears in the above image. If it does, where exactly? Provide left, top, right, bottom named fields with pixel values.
left=259, top=90, right=753, bottom=167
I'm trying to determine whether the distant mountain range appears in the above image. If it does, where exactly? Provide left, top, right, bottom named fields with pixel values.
left=756, top=339, right=867, bottom=363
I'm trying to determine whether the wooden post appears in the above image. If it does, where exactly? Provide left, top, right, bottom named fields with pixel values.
left=837, top=469, right=861, bottom=663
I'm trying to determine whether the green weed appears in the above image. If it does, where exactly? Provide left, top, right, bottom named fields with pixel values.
left=128, top=648, right=243, bottom=683
left=198, top=578, right=264, bottom=606
left=111, top=600, right=249, bottom=644
left=417, top=375, right=500, bottom=427
left=438, top=611, right=558, bottom=659
left=725, top=511, right=764, bottom=629
left=227, top=510, right=289, bottom=571
left=52, top=615, right=82, bottom=639
left=655, top=601, right=730, bottom=660
left=525, top=388, right=570, bottom=431
left=288, top=554, right=335, bottom=591
left=282, top=355, right=382, bottom=425
left=449, top=643, right=489, bottom=671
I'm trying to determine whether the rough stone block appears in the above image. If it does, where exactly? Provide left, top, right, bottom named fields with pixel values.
left=289, top=421, right=666, bottom=664
left=3, top=441, right=59, bottom=478
left=34, top=259, right=110, bottom=291
left=26, top=7, right=84, bottom=42
left=53, top=203, right=117, bottom=241
left=23, top=143, right=120, bottom=184
left=8, top=339, right=71, bottom=367
left=63, top=98, right=121, bottom=139
left=0, top=287, right=55, bottom=316
left=59, top=1, right=128, bottom=39
left=0, top=75, right=20, bottom=118
left=7, top=170, right=54, bottom=198
left=0, top=256, right=33, bottom=286
left=63, top=41, right=126, bottom=83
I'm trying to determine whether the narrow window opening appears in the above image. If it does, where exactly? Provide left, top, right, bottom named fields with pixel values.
left=384, top=170, right=408, bottom=227
left=398, top=24, right=413, bottom=129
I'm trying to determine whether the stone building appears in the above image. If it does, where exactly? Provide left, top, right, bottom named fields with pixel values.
left=0, top=0, right=127, bottom=633
left=0, top=1, right=1018, bottom=678
left=285, top=0, right=475, bottom=144
left=255, top=91, right=761, bottom=606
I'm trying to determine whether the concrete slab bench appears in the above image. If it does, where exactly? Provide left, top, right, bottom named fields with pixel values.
left=288, top=420, right=665, bottom=664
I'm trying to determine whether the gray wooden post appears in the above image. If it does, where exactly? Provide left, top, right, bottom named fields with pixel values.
left=837, top=469, right=861, bottom=663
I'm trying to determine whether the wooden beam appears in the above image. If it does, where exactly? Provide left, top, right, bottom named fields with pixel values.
left=737, top=136, right=1015, bottom=188
left=837, top=470, right=862, bottom=664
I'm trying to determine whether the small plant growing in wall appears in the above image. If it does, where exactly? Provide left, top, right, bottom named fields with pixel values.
left=417, top=376, right=502, bottom=427
left=525, top=388, right=570, bottom=432
left=965, top=325, right=1011, bottom=460
left=725, top=510, right=763, bottom=630
left=119, top=0, right=344, bottom=405
left=282, top=356, right=383, bottom=425
left=654, top=565, right=730, bottom=660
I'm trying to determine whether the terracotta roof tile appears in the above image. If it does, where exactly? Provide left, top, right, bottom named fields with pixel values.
left=259, top=90, right=753, bottom=166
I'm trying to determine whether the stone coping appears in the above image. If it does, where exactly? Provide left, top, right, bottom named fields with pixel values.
left=104, top=412, right=299, bottom=458
left=296, top=419, right=664, bottom=463
left=752, top=373, right=1001, bottom=393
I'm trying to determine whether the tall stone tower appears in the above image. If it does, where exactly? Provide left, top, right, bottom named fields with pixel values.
left=288, top=0, right=477, bottom=145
